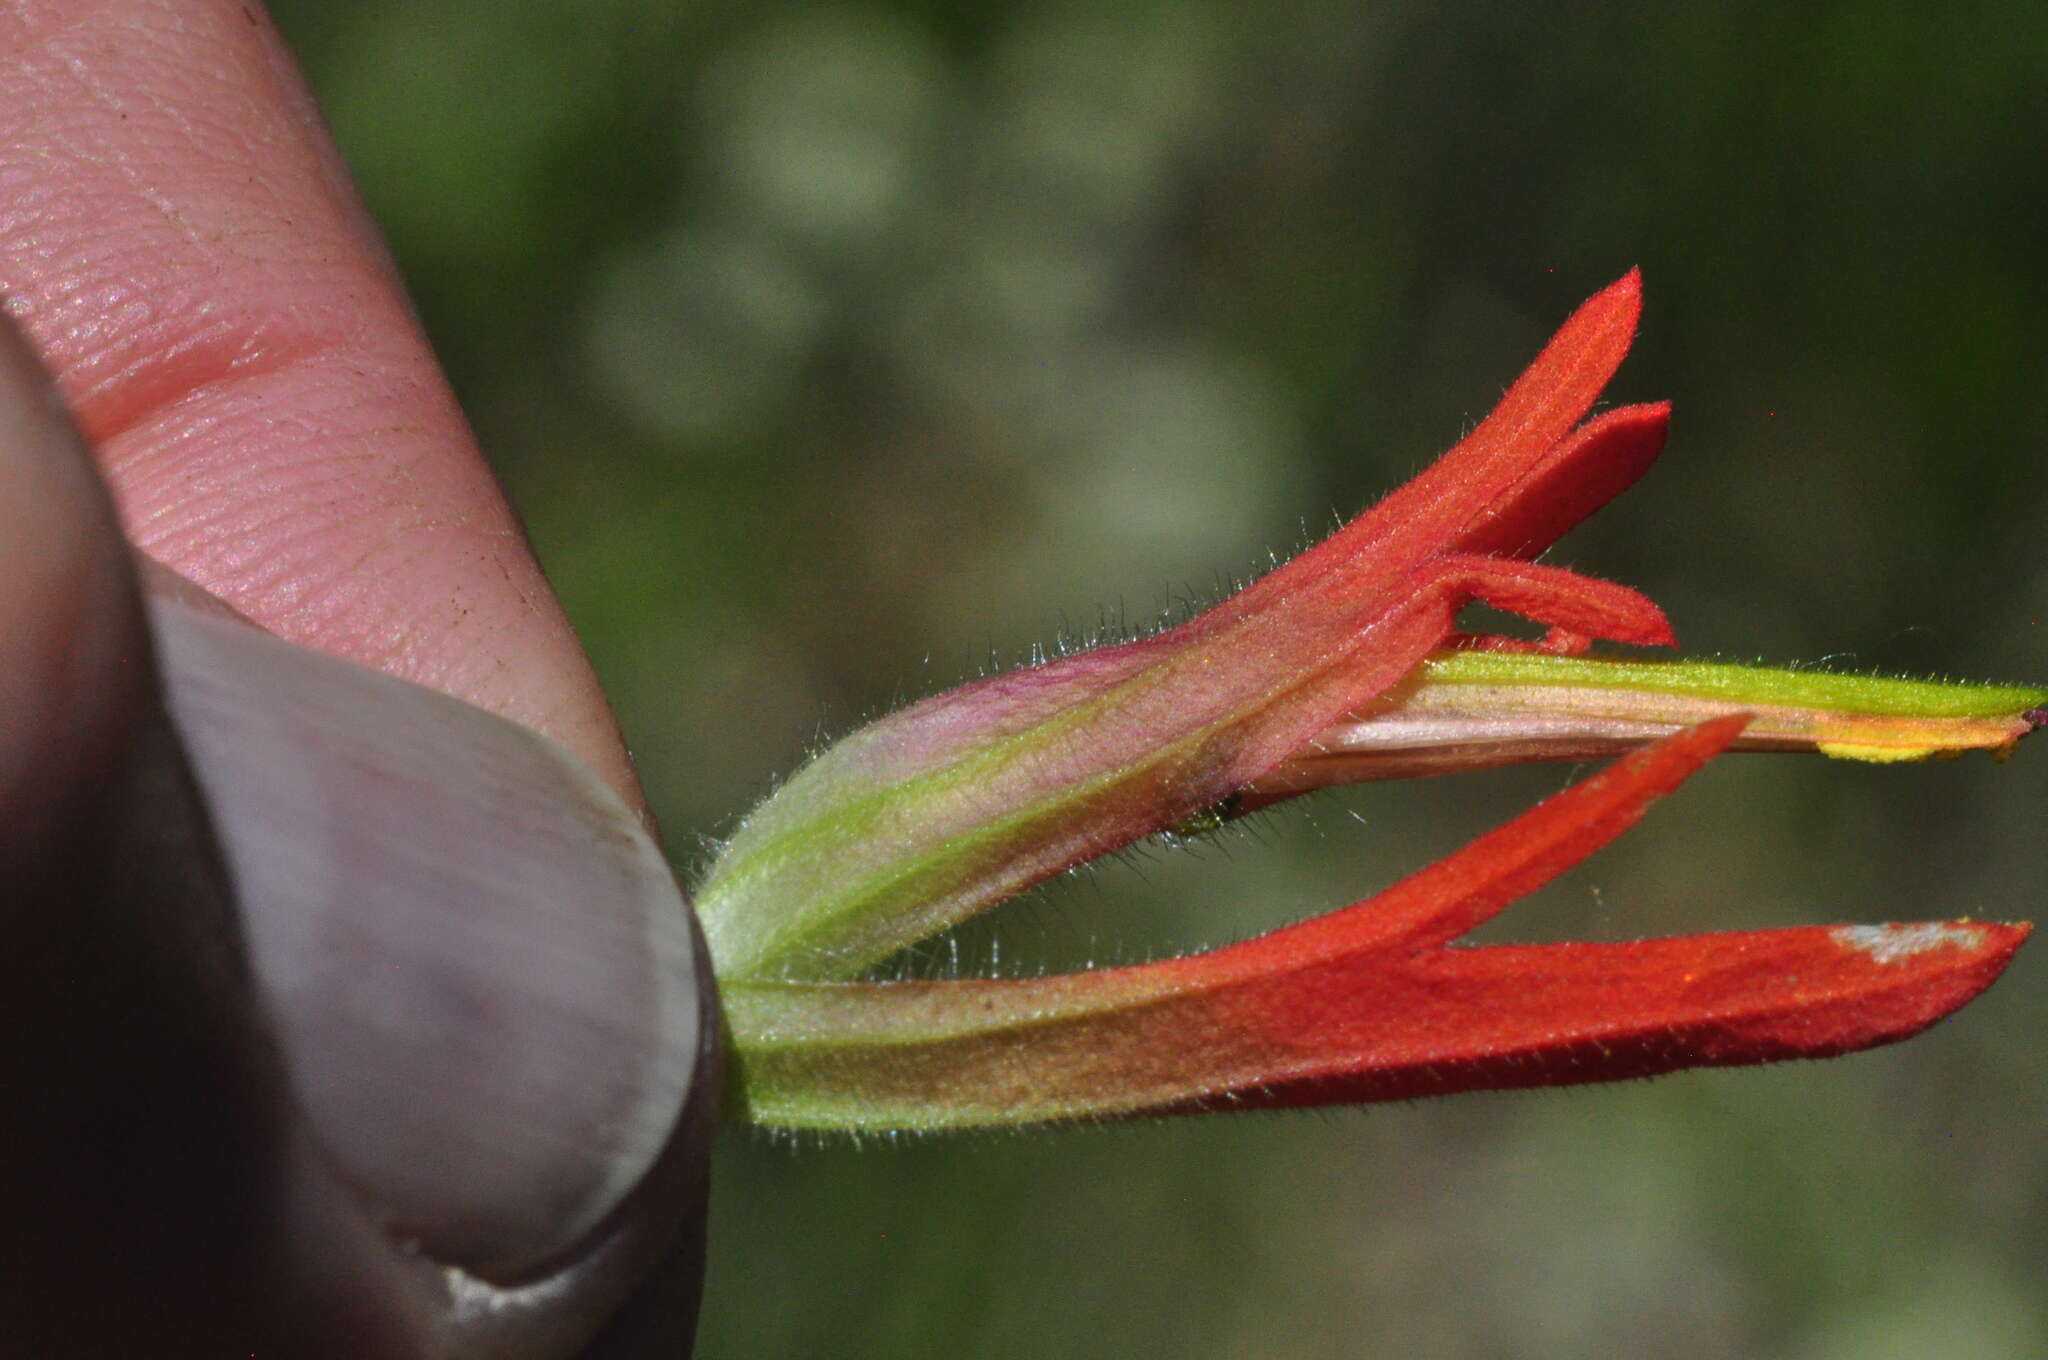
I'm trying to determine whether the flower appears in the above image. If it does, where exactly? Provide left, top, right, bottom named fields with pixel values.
left=696, top=273, right=2037, bottom=1133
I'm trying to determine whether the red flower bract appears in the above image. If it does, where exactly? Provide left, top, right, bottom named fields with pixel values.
left=723, top=716, right=2027, bottom=1130
left=703, top=273, right=2033, bottom=1133
left=703, top=274, right=1679, bottom=981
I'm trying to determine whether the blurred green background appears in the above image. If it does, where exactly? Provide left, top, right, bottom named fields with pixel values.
left=265, top=2, right=2048, bottom=1355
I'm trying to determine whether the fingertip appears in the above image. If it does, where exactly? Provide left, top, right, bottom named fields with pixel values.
left=4, top=2, right=645, bottom=815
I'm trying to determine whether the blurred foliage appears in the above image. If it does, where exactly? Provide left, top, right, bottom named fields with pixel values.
left=267, top=1, right=2048, bottom=1355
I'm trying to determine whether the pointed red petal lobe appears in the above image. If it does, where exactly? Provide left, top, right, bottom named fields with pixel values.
left=1332, top=270, right=1644, bottom=559
left=1451, top=402, right=1671, bottom=559
left=1224, top=920, right=2028, bottom=1109
left=1415, top=555, right=1675, bottom=650
left=1210, top=271, right=1646, bottom=629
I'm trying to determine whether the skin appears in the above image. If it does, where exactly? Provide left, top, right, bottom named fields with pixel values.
left=0, top=0, right=634, bottom=798
left=1, top=1, right=712, bottom=1354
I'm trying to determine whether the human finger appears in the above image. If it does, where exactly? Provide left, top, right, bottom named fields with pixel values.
left=0, top=0, right=640, bottom=806
left=0, top=314, right=718, bottom=1355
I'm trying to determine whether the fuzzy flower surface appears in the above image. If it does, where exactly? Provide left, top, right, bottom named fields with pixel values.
left=696, top=274, right=2037, bottom=1133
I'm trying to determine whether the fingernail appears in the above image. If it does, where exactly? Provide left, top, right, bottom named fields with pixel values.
left=153, top=599, right=705, bottom=1282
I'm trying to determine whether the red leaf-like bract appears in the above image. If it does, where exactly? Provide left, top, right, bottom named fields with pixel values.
left=703, top=272, right=1681, bottom=979
left=726, top=718, right=2028, bottom=1129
